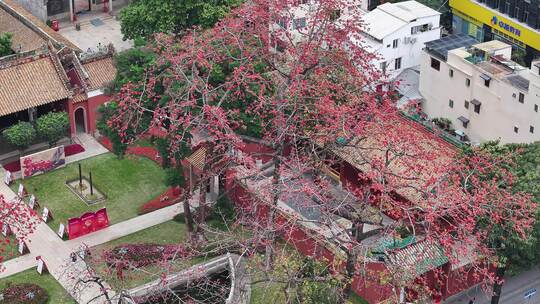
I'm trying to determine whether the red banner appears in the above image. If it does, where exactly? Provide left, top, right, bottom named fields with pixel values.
left=67, top=208, right=109, bottom=240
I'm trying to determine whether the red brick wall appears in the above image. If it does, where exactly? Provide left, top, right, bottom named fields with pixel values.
left=225, top=169, right=395, bottom=303
left=87, top=94, right=110, bottom=134
left=68, top=93, right=111, bottom=137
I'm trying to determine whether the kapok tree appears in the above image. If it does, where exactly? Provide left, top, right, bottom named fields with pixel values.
left=111, top=0, right=536, bottom=303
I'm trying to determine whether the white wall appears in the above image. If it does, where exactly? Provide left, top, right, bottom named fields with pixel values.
left=371, top=14, right=441, bottom=78
left=419, top=50, right=540, bottom=144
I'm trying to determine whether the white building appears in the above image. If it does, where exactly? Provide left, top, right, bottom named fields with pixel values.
left=357, top=1, right=441, bottom=79
left=419, top=35, right=540, bottom=144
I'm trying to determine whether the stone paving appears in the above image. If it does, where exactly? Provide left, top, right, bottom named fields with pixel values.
left=58, top=12, right=133, bottom=52
left=0, top=134, right=208, bottom=303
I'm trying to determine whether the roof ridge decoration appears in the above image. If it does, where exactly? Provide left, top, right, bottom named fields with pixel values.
left=46, top=41, right=74, bottom=98
left=79, top=43, right=116, bottom=64
left=0, top=44, right=51, bottom=69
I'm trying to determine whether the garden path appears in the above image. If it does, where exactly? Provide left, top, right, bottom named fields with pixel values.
left=0, top=134, right=211, bottom=303
left=0, top=186, right=202, bottom=303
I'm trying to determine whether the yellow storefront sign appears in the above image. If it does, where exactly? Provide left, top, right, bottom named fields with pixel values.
left=450, top=0, right=540, bottom=51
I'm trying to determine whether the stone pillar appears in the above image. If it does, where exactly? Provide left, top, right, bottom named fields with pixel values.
left=69, top=0, right=74, bottom=22
left=209, top=175, right=219, bottom=200
left=108, top=0, right=113, bottom=14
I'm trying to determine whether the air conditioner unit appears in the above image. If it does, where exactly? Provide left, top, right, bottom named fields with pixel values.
left=410, top=37, right=417, bottom=44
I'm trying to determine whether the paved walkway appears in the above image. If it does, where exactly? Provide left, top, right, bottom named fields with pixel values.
left=0, top=135, right=210, bottom=303
left=68, top=133, right=110, bottom=163
left=58, top=12, right=133, bottom=52
left=6, top=133, right=109, bottom=181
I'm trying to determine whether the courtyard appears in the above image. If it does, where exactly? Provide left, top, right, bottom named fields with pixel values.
left=11, top=153, right=167, bottom=230
left=58, top=12, right=133, bottom=52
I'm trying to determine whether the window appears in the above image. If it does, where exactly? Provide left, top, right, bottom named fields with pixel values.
left=410, top=24, right=429, bottom=35
left=530, top=126, right=535, bottom=133
left=471, top=99, right=481, bottom=113
left=458, top=116, right=469, bottom=128
left=514, top=126, right=519, bottom=133
left=449, top=69, right=454, bottom=77
left=430, top=57, right=440, bottom=71
left=294, top=0, right=308, bottom=5
left=524, top=11, right=529, bottom=23
left=449, top=99, right=454, bottom=108
left=504, top=1, right=510, bottom=14
left=514, top=7, right=520, bottom=19
left=480, top=74, right=491, bottom=87
left=380, top=61, right=387, bottom=73
left=474, top=104, right=481, bottom=113
left=293, top=18, right=306, bottom=29
left=466, top=78, right=471, bottom=87
left=393, top=39, right=399, bottom=48
left=535, top=104, right=538, bottom=112
left=394, top=57, right=402, bottom=70
left=464, top=100, right=470, bottom=109
left=519, top=92, right=525, bottom=103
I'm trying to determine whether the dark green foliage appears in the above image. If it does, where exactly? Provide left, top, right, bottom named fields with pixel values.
left=155, top=138, right=171, bottom=168
left=0, top=32, right=13, bottom=57
left=119, top=0, right=241, bottom=40
left=208, top=194, right=236, bottom=230
left=2, top=121, right=36, bottom=150
left=113, top=48, right=156, bottom=90
left=475, top=141, right=540, bottom=274
left=97, top=103, right=128, bottom=158
left=35, top=112, right=70, bottom=147
left=431, top=117, right=452, bottom=132
left=164, top=167, right=185, bottom=188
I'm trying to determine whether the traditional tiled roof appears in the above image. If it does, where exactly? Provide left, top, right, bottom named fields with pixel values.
left=386, top=240, right=449, bottom=280
left=0, top=3, right=43, bottom=52
left=72, top=92, right=88, bottom=104
left=331, top=115, right=456, bottom=203
left=0, top=49, right=71, bottom=116
left=0, top=0, right=80, bottom=52
left=81, top=56, right=116, bottom=90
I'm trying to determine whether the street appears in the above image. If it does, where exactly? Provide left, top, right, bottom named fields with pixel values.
left=446, top=266, right=540, bottom=304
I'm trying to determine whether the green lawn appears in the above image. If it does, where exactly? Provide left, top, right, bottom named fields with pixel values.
left=0, top=234, right=24, bottom=262
left=0, top=269, right=76, bottom=304
left=89, top=220, right=191, bottom=290
left=12, top=153, right=167, bottom=230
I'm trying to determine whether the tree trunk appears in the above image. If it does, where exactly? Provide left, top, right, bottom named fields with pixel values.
left=197, top=176, right=208, bottom=234
left=183, top=199, right=194, bottom=236
left=490, top=265, right=507, bottom=304
left=195, top=143, right=214, bottom=238
left=265, top=144, right=284, bottom=271
left=339, top=249, right=358, bottom=304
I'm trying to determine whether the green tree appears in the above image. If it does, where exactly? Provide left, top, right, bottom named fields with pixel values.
left=2, top=121, right=36, bottom=151
left=119, top=0, right=240, bottom=40
left=35, top=112, right=70, bottom=147
left=0, top=32, right=13, bottom=57
left=474, top=141, right=540, bottom=304
left=97, top=103, right=128, bottom=158
left=113, top=47, right=156, bottom=90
